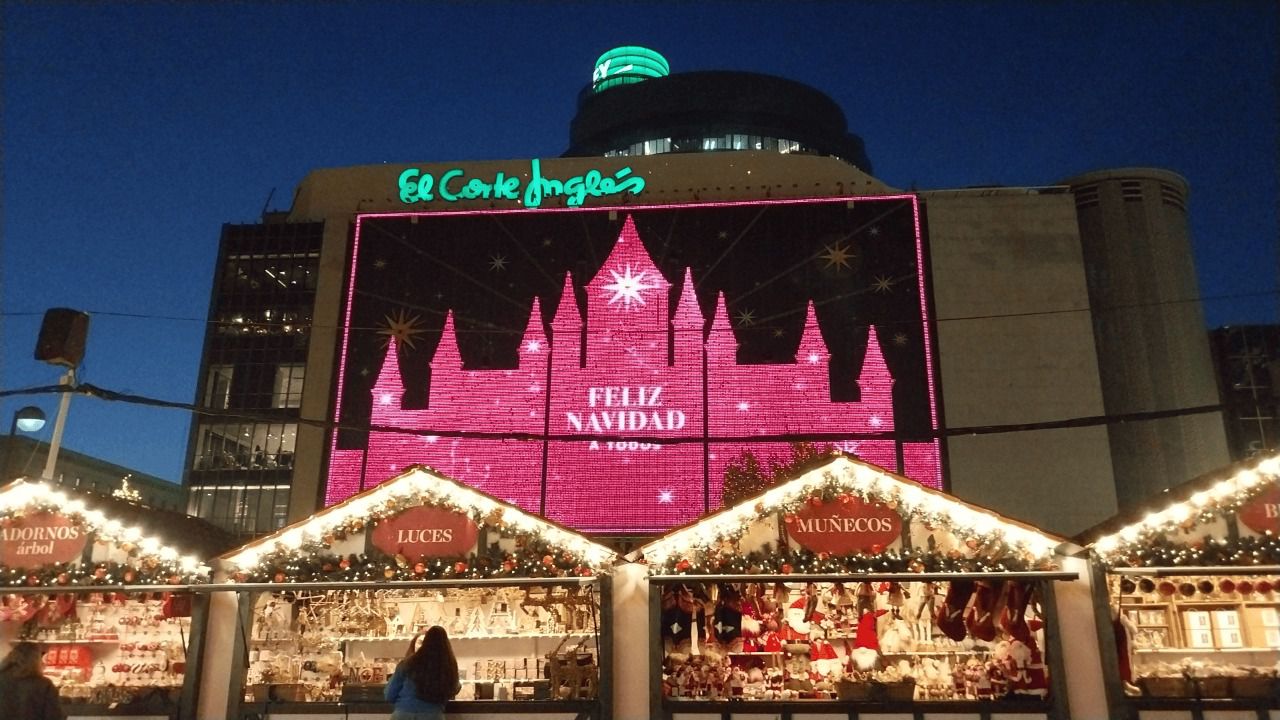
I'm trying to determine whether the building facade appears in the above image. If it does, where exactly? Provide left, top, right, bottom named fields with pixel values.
left=1211, top=325, right=1280, bottom=461
left=3, top=436, right=184, bottom=511
left=181, top=50, right=1229, bottom=539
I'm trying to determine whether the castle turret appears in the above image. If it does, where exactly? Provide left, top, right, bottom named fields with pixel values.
left=550, top=272, right=581, bottom=369
left=707, top=292, right=737, bottom=368
left=672, top=268, right=704, bottom=367
left=371, top=341, right=403, bottom=410
left=857, top=326, right=895, bottom=432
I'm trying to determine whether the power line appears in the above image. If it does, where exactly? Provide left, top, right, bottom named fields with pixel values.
left=0, top=381, right=1227, bottom=446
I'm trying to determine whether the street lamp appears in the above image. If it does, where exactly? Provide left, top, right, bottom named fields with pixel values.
left=4, top=405, right=47, bottom=480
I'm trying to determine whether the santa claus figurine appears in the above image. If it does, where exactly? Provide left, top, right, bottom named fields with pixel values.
left=847, top=608, right=888, bottom=671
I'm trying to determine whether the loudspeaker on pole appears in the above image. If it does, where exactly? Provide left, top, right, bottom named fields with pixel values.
left=34, top=308, right=90, bottom=368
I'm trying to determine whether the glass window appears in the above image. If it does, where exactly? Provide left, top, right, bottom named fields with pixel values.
left=204, top=365, right=233, bottom=409
left=192, top=422, right=296, bottom=470
left=273, top=364, right=305, bottom=408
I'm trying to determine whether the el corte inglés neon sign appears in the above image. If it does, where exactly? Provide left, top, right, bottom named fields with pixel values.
left=398, top=159, right=645, bottom=208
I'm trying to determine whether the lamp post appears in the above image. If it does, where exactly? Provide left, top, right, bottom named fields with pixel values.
left=4, top=405, right=47, bottom=481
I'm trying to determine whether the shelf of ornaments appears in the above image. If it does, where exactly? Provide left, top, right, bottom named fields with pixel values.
left=1136, top=647, right=1280, bottom=654
left=346, top=631, right=594, bottom=642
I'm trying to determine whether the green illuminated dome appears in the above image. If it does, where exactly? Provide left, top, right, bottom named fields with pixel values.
left=591, top=46, right=670, bottom=93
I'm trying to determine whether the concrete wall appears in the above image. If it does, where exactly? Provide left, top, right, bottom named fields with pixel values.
left=925, top=190, right=1118, bottom=536
left=1066, top=169, right=1230, bottom=510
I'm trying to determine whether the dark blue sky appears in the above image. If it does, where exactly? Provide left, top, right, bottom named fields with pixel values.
left=2, top=2, right=1276, bottom=486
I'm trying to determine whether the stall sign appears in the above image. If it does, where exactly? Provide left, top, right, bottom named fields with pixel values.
left=371, top=506, right=479, bottom=559
left=0, top=512, right=87, bottom=566
left=787, top=498, right=902, bottom=555
left=1237, top=484, right=1280, bottom=535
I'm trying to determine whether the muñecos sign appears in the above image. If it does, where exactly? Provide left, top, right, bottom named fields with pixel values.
left=1238, top=485, right=1280, bottom=535
left=397, top=159, right=645, bottom=209
left=786, top=498, right=902, bottom=555
left=370, top=506, right=480, bottom=559
left=0, top=512, right=87, bottom=567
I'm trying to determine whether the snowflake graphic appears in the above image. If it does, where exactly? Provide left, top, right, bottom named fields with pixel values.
left=602, top=264, right=658, bottom=309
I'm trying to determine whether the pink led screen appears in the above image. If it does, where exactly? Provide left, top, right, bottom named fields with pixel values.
left=327, top=197, right=941, bottom=533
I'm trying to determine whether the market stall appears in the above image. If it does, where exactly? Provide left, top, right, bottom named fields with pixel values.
left=1083, top=452, right=1280, bottom=720
left=0, top=478, right=228, bottom=720
left=207, top=465, right=618, bottom=720
left=631, top=453, right=1090, bottom=720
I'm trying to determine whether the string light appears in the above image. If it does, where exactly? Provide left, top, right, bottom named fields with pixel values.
left=638, top=455, right=1063, bottom=574
left=0, top=479, right=209, bottom=585
left=1092, top=454, right=1280, bottom=565
left=220, top=466, right=616, bottom=582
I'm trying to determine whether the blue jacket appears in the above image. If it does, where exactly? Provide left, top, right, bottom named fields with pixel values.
left=384, top=664, right=452, bottom=715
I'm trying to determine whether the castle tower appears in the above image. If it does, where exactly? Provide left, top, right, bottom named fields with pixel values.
left=582, top=216, right=671, bottom=369
left=672, top=268, right=704, bottom=367
left=550, top=272, right=582, bottom=370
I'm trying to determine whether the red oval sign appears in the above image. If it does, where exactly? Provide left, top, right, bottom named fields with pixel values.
left=370, top=506, right=479, bottom=559
left=0, top=512, right=88, bottom=568
left=787, top=498, right=902, bottom=555
left=1238, top=485, right=1280, bottom=535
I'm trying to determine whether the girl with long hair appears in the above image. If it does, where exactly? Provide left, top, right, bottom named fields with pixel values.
left=385, top=625, right=460, bottom=720
left=0, top=642, right=66, bottom=720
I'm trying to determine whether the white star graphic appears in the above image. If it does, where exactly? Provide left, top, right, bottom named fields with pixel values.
left=807, top=352, right=822, bottom=364
left=524, top=339, right=543, bottom=353
left=717, top=230, right=729, bottom=239
left=737, top=401, right=751, bottom=411
left=658, top=490, right=675, bottom=504
left=893, top=332, right=909, bottom=346
left=377, top=309, right=426, bottom=350
left=872, top=275, right=894, bottom=293
left=869, top=414, right=884, bottom=428
left=868, top=226, right=881, bottom=237
left=488, top=254, right=508, bottom=271
left=602, top=264, right=658, bottom=309
left=379, top=392, right=394, bottom=406
left=735, top=308, right=756, bottom=326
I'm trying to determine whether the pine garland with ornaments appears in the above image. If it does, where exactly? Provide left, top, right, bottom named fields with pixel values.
left=234, top=541, right=595, bottom=583
left=224, top=485, right=609, bottom=581
left=0, top=560, right=190, bottom=588
left=722, top=442, right=829, bottom=506
left=659, top=459, right=1062, bottom=574
left=1113, top=533, right=1280, bottom=568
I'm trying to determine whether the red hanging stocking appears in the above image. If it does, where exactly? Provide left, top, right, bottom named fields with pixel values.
left=965, top=580, right=1004, bottom=642
left=999, top=581, right=1033, bottom=643
left=935, top=579, right=975, bottom=642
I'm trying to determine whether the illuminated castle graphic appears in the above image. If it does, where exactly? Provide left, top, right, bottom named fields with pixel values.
left=331, top=217, right=938, bottom=533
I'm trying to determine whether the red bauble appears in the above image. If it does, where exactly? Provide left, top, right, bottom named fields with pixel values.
left=870, top=544, right=883, bottom=554
left=454, top=562, right=468, bottom=574
left=56, top=573, right=69, bottom=585
left=502, top=560, right=516, bottom=572
left=781, top=563, right=793, bottom=574
left=272, top=572, right=286, bottom=583
left=26, top=574, right=40, bottom=586
left=413, top=562, right=426, bottom=575
left=338, top=558, right=350, bottom=570
left=542, top=555, right=555, bottom=566
left=675, top=559, right=691, bottom=572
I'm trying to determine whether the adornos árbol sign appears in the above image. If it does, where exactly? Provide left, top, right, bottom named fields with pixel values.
left=371, top=506, right=480, bottom=559
left=786, top=497, right=903, bottom=555
left=1237, top=485, right=1280, bottom=535
left=0, top=512, right=87, bottom=567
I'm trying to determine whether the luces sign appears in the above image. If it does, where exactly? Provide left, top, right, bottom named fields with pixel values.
left=398, top=159, right=645, bottom=209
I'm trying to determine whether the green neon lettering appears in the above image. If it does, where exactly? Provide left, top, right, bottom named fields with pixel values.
left=398, top=169, right=421, bottom=203
left=523, top=159, right=545, bottom=208
left=399, top=161, right=643, bottom=207
left=438, top=169, right=464, bottom=201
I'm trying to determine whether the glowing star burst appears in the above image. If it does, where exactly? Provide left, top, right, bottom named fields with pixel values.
left=737, top=401, right=751, bottom=411
left=735, top=308, right=756, bottom=327
left=488, top=254, right=509, bottom=271
left=658, top=490, right=675, bottom=504
left=524, top=339, right=543, bottom=353
left=602, top=264, right=658, bottom=309
left=378, top=309, right=427, bottom=350
left=893, top=332, right=909, bottom=346
left=868, top=414, right=884, bottom=428
left=806, top=352, right=822, bottom=364
left=819, top=243, right=854, bottom=270
left=872, top=275, right=895, bottom=293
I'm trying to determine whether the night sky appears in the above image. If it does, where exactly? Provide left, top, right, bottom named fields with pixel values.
left=1, top=2, right=1275, bottom=486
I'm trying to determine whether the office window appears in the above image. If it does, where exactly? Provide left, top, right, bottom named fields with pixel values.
left=273, top=364, right=305, bottom=408
left=204, top=365, right=233, bottom=409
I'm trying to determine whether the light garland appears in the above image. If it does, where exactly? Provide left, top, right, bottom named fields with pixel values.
left=0, top=479, right=209, bottom=584
left=221, top=466, right=616, bottom=580
left=639, top=455, right=1063, bottom=574
left=1092, top=454, right=1280, bottom=565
